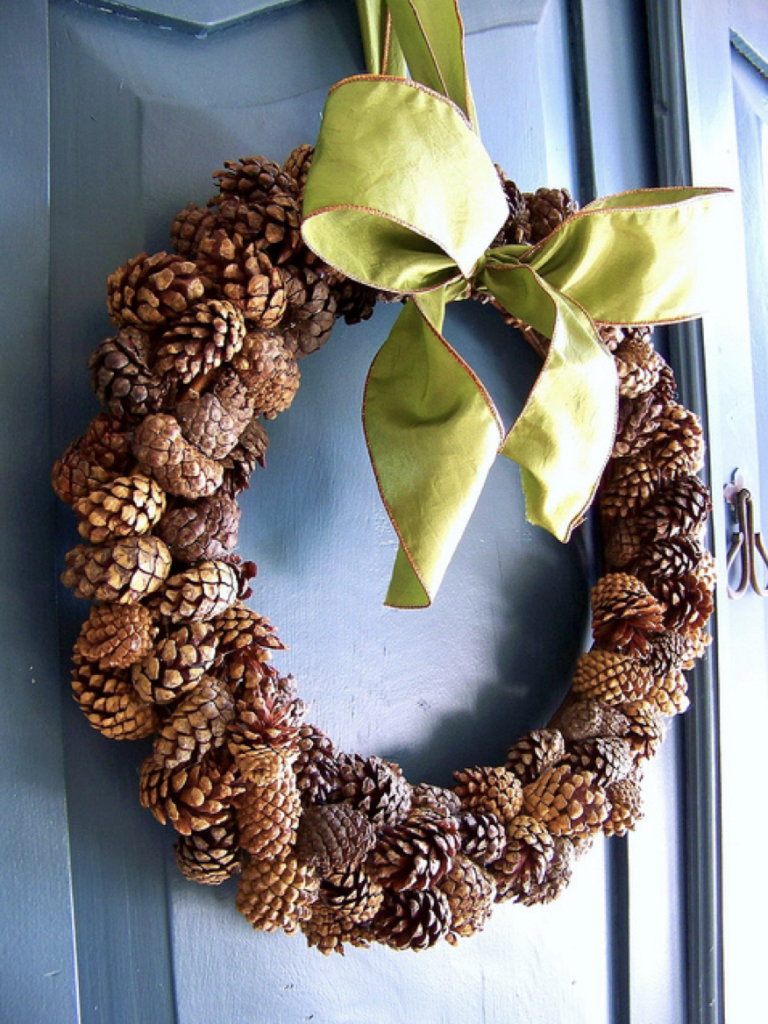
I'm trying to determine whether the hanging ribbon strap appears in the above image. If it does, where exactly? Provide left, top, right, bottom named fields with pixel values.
left=303, top=7, right=729, bottom=608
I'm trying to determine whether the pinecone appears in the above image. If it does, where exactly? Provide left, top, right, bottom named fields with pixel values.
left=492, top=168, right=531, bottom=246
left=644, top=404, right=705, bottom=476
left=603, top=516, right=645, bottom=569
left=154, top=299, right=246, bottom=385
left=488, top=814, right=555, bottom=903
left=295, top=804, right=377, bottom=877
left=613, top=389, right=665, bottom=458
left=170, top=203, right=221, bottom=258
left=456, top=812, right=506, bottom=865
left=325, top=754, right=413, bottom=829
left=236, top=853, right=318, bottom=934
left=440, top=854, right=496, bottom=943
left=614, top=335, right=664, bottom=398
left=505, top=728, right=566, bottom=785
left=175, top=369, right=254, bottom=460
left=554, top=698, right=630, bottom=743
left=280, top=264, right=337, bottom=357
left=236, top=749, right=302, bottom=858
left=523, top=765, right=609, bottom=835
left=220, top=415, right=269, bottom=495
left=61, top=535, right=172, bottom=603
left=636, top=474, right=711, bottom=542
left=51, top=414, right=132, bottom=505
left=131, top=621, right=217, bottom=704
left=156, top=492, right=241, bottom=564
left=619, top=700, right=665, bottom=761
left=293, top=723, right=340, bottom=805
left=603, top=775, right=644, bottom=837
left=319, top=867, right=384, bottom=924
left=90, top=328, right=167, bottom=418
left=200, top=235, right=289, bottom=328
left=228, top=672, right=307, bottom=754
left=525, top=187, right=579, bottom=243
left=209, top=601, right=283, bottom=671
left=411, top=783, right=462, bottom=817
left=591, top=572, right=665, bottom=656
left=151, top=560, right=240, bottom=622
left=300, top=903, right=373, bottom=956
left=153, top=676, right=235, bottom=769
left=331, top=278, right=379, bottom=326
left=232, top=331, right=300, bottom=419
left=566, top=737, right=634, bottom=786
left=517, top=835, right=575, bottom=906
left=174, top=816, right=242, bottom=884
left=107, top=251, right=211, bottom=329
left=366, top=808, right=460, bottom=892
left=73, top=602, right=157, bottom=670
left=571, top=648, right=653, bottom=704
left=370, top=889, right=452, bottom=951
left=71, top=652, right=159, bottom=740
left=212, top=155, right=299, bottom=205
left=645, top=630, right=695, bottom=675
left=282, top=144, right=314, bottom=196
left=139, top=751, right=244, bottom=834
left=600, top=455, right=661, bottom=519
left=633, top=536, right=702, bottom=595
left=644, top=669, right=690, bottom=715
left=132, top=413, right=224, bottom=500
left=453, top=766, right=523, bottom=826
left=73, top=473, right=166, bottom=544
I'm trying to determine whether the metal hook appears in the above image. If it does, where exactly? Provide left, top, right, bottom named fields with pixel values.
left=724, top=470, right=768, bottom=598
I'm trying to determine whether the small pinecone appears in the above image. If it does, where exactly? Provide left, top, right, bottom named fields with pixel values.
left=645, top=669, right=690, bottom=715
left=619, top=700, right=665, bottom=761
left=603, top=516, right=645, bottom=569
left=505, top=728, right=566, bottom=785
left=156, top=493, right=241, bottom=564
left=457, top=812, right=506, bottom=865
left=213, top=155, right=299, bottom=205
left=603, top=775, right=644, bottom=837
left=293, top=724, right=339, bottom=805
left=440, top=854, right=496, bottom=943
left=571, top=648, right=653, bottom=704
left=153, top=676, right=235, bottom=769
left=170, top=203, right=221, bottom=258
left=220, top=415, right=269, bottom=495
left=646, top=630, right=695, bottom=675
left=52, top=415, right=132, bottom=505
left=132, top=413, right=224, bottom=500
left=90, top=328, right=167, bottom=418
left=591, top=573, right=665, bottom=656
left=139, top=751, right=244, bottom=834
left=201, top=236, right=289, bottom=328
left=236, top=853, right=318, bottom=934
left=154, top=299, right=246, bottom=385
left=555, top=698, right=630, bottom=742
left=174, top=816, right=242, bottom=884
left=613, top=390, right=665, bottom=458
left=61, top=535, right=172, bottom=603
left=107, top=251, right=211, bottom=329
left=71, top=653, right=159, bottom=739
left=236, top=750, right=302, bottom=858
left=517, top=835, right=575, bottom=906
left=208, top=191, right=302, bottom=267
left=633, top=536, right=702, bottom=592
left=73, top=473, right=166, bottom=544
left=488, top=814, right=555, bottom=903
left=365, top=808, right=460, bottom=892
left=280, top=264, right=337, bottom=357
left=232, top=330, right=300, bottom=419
left=295, top=804, right=377, bottom=877
left=131, top=621, right=217, bottom=704
left=282, top=144, right=314, bottom=196
left=525, top=187, right=579, bottom=243
left=209, top=602, right=283, bottom=671
left=319, top=867, right=384, bottom=923
left=370, top=889, right=452, bottom=951
left=325, top=754, right=412, bottom=828
left=410, top=783, right=462, bottom=817
left=614, top=335, right=664, bottom=398
left=644, top=404, right=705, bottom=476
left=331, top=278, right=379, bottom=326
left=567, top=737, right=635, bottom=786
left=151, top=560, right=239, bottom=622
left=600, top=455, right=660, bottom=519
left=453, top=766, right=524, bottom=826
left=300, top=904, right=373, bottom=956
left=73, top=602, right=157, bottom=670
left=228, top=672, right=307, bottom=754
left=492, top=168, right=531, bottom=246
left=175, top=370, right=254, bottom=460
left=636, top=473, right=711, bottom=541
left=523, top=765, right=609, bottom=835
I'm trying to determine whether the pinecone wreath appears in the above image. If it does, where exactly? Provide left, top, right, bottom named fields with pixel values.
left=54, top=149, right=715, bottom=953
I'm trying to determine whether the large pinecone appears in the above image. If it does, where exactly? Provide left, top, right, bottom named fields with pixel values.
left=73, top=602, right=157, bottom=670
left=236, top=854, right=318, bottom=934
left=90, top=328, right=167, bottom=418
left=295, top=804, right=377, bottom=877
left=107, top=251, right=211, bottom=329
left=156, top=492, right=241, bottom=564
left=154, top=299, right=246, bottom=385
left=73, top=473, right=166, bottom=544
left=132, top=413, right=224, bottom=500
left=232, top=330, right=300, bottom=419
left=365, top=808, right=460, bottom=891
left=139, top=751, right=243, bottom=834
left=71, top=652, right=159, bottom=740
left=61, top=535, right=172, bottom=604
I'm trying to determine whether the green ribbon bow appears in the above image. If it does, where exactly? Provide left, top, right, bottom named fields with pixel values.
left=302, top=0, right=729, bottom=608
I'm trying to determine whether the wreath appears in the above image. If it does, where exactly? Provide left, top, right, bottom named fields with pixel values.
left=52, top=0, right=721, bottom=955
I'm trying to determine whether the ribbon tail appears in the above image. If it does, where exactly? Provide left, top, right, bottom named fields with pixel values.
left=364, top=293, right=503, bottom=606
left=354, top=0, right=407, bottom=77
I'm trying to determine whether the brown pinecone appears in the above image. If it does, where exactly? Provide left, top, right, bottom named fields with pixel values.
left=633, top=536, right=702, bottom=593
left=170, top=203, right=221, bottom=258
left=488, top=814, right=555, bottom=903
left=220, top=415, right=269, bottom=495
left=154, top=299, right=246, bottom=385
left=370, top=889, right=452, bottom=951
left=295, top=804, right=377, bottom=877
left=453, top=766, right=523, bottom=826
left=175, top=369, right=254, bottom=460
left=232, top=331, right=300, bottom=419
left=645, top=630, right=696, bottom=675
left=456, top=811, right=506, bottom=865
left=571, top=648, right=653, bottom=704
left=614, top=335, right=664, bottom=398
left=107, top=251, right=211, bottom=330
left=554, top=698, right=630, bottom=743
left=139, top=751, right=244, bottom=834
left=613, top=390, right=665, bottom=458
left=330, top=278, right=378, bottom=326
left=523, top=765, right=609, bottom=835
left=156, top=492, right=241, bottom=564
left=325, top=754, right=412, bottom=829
left=603, top=775, right=644, bottom=837
left=365, top=808, right=460, bottom=892
left=517, top=835, right=575, bottom=906
left=591, top=572, right=665, bottom=656
left=90, top=328, right=168, bottom=419
left=440, top=854, right=496, bottom=943
left=603, top=516, right=645, bottom=569
left=293, top=723, right=340, bottom=805
left=492, top=168, right=531, bottom=246
left=644, top=404, right=705, bottom=476
left=73, top=602, right=157, bottom=670
left=153, top=676, right=235, bottom=769
left=657, top=558, right=715, bottom=634
left=61, top=535, right=172, bottom=603
left=207, top=191, right=303, bottom=268
left=619, top=700, right=665, bottom=761
left=599, top=455, right=660, bottom=519
left=282, top=144, right=314, bottom=196
left=132, top=413, right=224, bottom=500
left=131, top=621, right=217, bottom=705
left=71, top=652, right=159, bottom=740
left=174, top=816, right=242, bottom=884
left=236, top=749, right=302, bottom=859
left=644, top=669, right=690, bottom=715
left=73, top=473, right=166, bottom=544
left=567, top=737, right=634, bottom=786
left=151, top=560, right=240, bottom=622
left=209, top=601, right=283, bottom=670
left=52, top=414, right=132, bottom=505
left=319, top=867, right=384, bottom=923
left=505, top=728, right=566, bottom=785
left=228, top=672, right=307, bottom=754
left=525, top=187, right=579, bottom=243
left=236, top=853, right=318, bottom=934
left=300, top=904, right=373, bottom=956
left=280, top=264, right=337, bottom=357
left=212, top=155, right=300, bottom=205
left=411, top=783, right=462, bottom=817
left=636, top=473, right=711, bottom=541
left=200, top=235, right=289, bottom=328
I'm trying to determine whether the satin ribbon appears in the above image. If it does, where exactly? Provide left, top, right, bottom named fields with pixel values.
left=302, top=2, right=729, bottom=607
